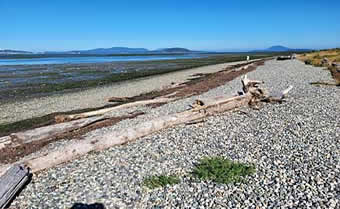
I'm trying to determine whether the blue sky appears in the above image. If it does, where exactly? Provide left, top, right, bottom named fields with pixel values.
left=1, top=0, right=339, bottom=51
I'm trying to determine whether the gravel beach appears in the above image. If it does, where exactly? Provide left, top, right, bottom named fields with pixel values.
left=10, top=60, right=340, bottom=209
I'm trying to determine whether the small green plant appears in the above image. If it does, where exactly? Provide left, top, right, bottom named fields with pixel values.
left=143, top=175, right=180, bottom=189
left=192, top=157, right=255, bottom=184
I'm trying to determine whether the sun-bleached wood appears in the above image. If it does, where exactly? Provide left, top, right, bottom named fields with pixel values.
left=0, top=94, right=252, bottom=174
left=0, top=165, right=30, bottom=209
left=55, top=97, right=175, bottom=122
left=0, top=116, right=107, bottom=150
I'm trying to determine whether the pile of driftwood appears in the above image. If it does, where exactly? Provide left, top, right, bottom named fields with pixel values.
left=0, top=74, right=292, bottom=208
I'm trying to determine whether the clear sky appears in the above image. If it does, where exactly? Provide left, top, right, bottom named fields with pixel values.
left=1, top=0, right=339, bottom=51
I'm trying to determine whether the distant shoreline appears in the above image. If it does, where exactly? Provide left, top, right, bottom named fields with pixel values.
left=0, top=53, right=200, bottom=60
left=0, top=51, right=294, bottom=60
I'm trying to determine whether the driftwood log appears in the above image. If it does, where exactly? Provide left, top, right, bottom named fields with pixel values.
left=277, top=56, right=292, bottom=61
left=55, top=97, right=174, bottom=123
left=0, top=74, right=293, bottom=175
left=107, top=96, right=134, bottom=103
left=0, top=165, right=30, bottom=209
left=11, top=94, right=253, bottom=173
left=0, top=116, right=108, bottom=151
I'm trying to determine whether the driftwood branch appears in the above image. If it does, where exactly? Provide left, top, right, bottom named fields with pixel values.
left=55, top=97, right=174, bottom=123
left=261, top=85, right=294, bottom=103
left=241, top=74, right=264, bottom=93
left=107, top=96, right=134, bottom=103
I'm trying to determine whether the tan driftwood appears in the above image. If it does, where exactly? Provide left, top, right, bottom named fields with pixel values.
left=0, top=116, right=107, bottom=150
left=0, top=137, right=11, bottom=150
left=107, top=96, right=133, bottom=103
left=30, top=94, right=252, bottom=172
left=0, top=74, right=293, bottom=174
left=277, top=56, right=292, bottom=60
left=232, top=63, right=253, bottom=72
left=310, top=81, right=338, bottom=86
left=241, top=74, right=264, bottom=93
left=261, top=85, right=293, bottom=103
left=0, top=94, right=253, bottom=174
left=55, top=97, right=175, bottom=123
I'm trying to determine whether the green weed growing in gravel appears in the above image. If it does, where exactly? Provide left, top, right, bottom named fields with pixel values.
left=192, top=157, right=255, bottom=184
left=143, top=175, right=180, bottom=189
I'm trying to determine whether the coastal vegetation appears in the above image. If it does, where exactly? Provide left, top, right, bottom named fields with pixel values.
left=192, top=157, right=255, bottom=184
left=143, top=156, right=255, bottom=189
left=298, top=48, right=340, bottom=84
left=298, top=48, right=340, bottom=66
left=143, top=175, right=180, bottom=189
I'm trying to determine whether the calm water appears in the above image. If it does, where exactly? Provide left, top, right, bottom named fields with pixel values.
left=0, top=54, right=204, bottom=66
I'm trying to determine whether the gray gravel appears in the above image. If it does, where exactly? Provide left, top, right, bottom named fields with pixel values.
left=10, top=60, right=340, bottom=209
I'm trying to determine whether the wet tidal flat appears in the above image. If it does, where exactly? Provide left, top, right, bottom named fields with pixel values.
left=0, top=54, right=269, bottom=102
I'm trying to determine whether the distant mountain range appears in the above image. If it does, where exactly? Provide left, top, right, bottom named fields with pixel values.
left=251, top=45, right=312, bottom=52
left=44, top=47, right=196, bottom=55
left=0, top=49, right=33, bottom=55
left=0, top=45, right=313, bottom=55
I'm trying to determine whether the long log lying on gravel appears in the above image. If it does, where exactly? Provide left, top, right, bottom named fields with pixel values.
left=0, top=75, right=293, bottom=174
left=55, top=97, right=175, bottom=123
left=0, top=93, right=254, bottom=174
left=0, top=165, right=30, bottom=209
left=0, top=116, right=107, bottom=150
left=20, top=94, right=254, bottom=173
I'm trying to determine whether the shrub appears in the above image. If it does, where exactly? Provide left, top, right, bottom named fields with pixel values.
left=313, top=54, right=322, bottom=59
left=192, top=157, right=255, bottom=184
left=305, top=59, right=312, bottom=65
left=143, top=175, right=180, bottom=189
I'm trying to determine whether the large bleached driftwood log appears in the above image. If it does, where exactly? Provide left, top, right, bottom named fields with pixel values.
left=55, top=97, right=175, bottom=123
left=0, top=74, right=293, bottom=174
left=0, top=165, right=30, bottom=209
left=21, top=93, right=253, bottom=173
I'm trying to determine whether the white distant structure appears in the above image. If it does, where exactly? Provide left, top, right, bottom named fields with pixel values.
left=246, top=56, right=250, bottom=61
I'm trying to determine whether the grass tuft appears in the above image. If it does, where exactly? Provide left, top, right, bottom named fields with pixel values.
left=143, top=175, right=180, bottom=189
left=192, top=157, right=255, bottom=184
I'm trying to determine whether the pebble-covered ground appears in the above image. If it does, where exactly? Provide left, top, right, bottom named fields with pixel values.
left=11, top=60, right=339, bottom=209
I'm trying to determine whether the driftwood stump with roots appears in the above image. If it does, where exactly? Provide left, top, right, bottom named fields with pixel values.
left=241, top=74, right=293, bottom=109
